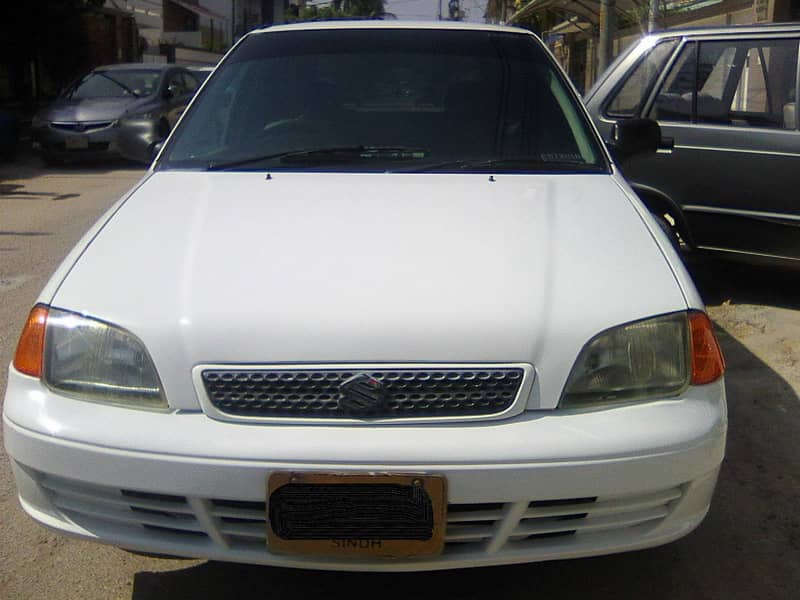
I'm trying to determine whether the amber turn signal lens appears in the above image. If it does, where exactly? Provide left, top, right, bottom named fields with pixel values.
left=13, top=305, right=49, bottom=378
left=689, top=311, right=725, bottom=385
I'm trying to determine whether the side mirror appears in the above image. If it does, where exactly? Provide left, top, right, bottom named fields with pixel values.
left=163, top=88, right=174, bottom=100
left=608, top=118, right=661, bottom=162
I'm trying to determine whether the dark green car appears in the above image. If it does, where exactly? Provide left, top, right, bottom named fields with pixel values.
left=585, top=24, right=800, bottom=266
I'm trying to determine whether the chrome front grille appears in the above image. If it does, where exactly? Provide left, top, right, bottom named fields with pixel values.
left=36, top=471, right=684, bottom=561
left=50, top=121, right=114, bottom=132
left=200, top=366, right=525, bottom=421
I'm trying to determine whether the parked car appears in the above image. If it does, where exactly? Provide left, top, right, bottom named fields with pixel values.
left=4, top=21, right=726, bottom=571
left=585, top=23, right=800, bottom=266
left=30, top=63, right=199, bottom=164
left=0, top=109, right=19, bottom=161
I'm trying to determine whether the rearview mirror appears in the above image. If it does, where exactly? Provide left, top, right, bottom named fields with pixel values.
left=608, top=118, right=661, bottom=162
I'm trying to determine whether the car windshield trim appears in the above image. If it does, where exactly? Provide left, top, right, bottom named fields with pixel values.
left=399, top=157, right=607, bottom=174
left=205, top=145, right=430, bottom=171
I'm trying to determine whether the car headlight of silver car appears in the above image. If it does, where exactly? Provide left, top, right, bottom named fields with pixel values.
left=12, top=306, right=166, bottom=410
left=560, top=311, right=724, bottom=407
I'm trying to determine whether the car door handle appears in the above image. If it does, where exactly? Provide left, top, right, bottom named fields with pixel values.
left=658, top=136, right=674, bottom=154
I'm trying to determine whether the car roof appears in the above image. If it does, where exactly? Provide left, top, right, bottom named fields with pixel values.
left=644, top=21, right=800, bottom=40
left=251, top=19, right=536, bottom=36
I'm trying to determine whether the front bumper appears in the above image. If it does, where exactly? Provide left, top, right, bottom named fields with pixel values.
left=31, top=123, right=121, bottom=159
left=4, top=370, right=726, bottom=571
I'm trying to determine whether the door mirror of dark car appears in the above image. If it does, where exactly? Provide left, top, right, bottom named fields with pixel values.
left=163, top=88, right=174, bottom=100
left=608, top=118, right=661, bottom=162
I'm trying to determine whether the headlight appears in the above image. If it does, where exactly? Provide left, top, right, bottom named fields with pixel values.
left=42, top=308, right=166, bottom=410
left=560, top=312, right=692, bottom=407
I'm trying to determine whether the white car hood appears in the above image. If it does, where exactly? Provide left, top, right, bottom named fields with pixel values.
left=52, top=171, right=688, bottom=410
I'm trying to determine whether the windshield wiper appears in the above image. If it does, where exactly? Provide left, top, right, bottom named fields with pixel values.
left=402, top=158, right=606, bottom=173
left=96, top=72, right=141, bottom=98
left=205, top=146, right=429, bottom=171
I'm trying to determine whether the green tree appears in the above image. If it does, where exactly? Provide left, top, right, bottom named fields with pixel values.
left=343, top=0, right=385, bottom=15
left=290, top=0, right=385, bottom=21
left=485, top=0, right=560, bottom=34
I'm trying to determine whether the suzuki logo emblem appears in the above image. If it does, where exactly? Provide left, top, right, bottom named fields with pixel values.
left=338, top=373, right=387, bottom=415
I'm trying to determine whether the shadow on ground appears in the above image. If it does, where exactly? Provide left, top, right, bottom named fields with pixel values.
left=0, top=147, right=145, bottom=181
left=130, top=315, right=800, bottom=600
left=687, top=254, right=800, bottom=311
left=0, top=182, right=80, bottom=201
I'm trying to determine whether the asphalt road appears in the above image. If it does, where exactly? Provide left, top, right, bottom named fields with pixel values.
left=1, top=155, right=798, bottom=600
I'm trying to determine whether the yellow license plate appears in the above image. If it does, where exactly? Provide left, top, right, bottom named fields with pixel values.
left=267, top=472, right=447, bottom=559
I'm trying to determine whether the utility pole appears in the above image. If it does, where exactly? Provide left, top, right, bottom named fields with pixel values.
left=438, top=0, right=443, bottom=20
left=597, top=0, right=616, bottom=75
left=647, top=0, right=659, bottom=32
left=231, top=0, right=236, bottom=43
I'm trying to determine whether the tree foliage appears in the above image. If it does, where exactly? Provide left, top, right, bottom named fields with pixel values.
left=485, top=0, right=560, bottom=34
left=291, top=0, right=386, bottom=21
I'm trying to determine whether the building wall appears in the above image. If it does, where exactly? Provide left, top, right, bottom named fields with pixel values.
left=233, top=0, right=287, bottom=39
left=163, top=0, right=200, bottom=31
left=204, top=0, right=236, bottom=45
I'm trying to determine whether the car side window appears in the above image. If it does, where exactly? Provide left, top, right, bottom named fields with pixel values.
left=651, top=38, right=799, bottom=129
left=724, top=41, right=798, bottom=129
left=182, top=72, right=199, bottom=94
left=605, top=40, right=678, bottom=118
left=166, top=73, right=186, bottom=98
left=649, top=42, right=697, bottom=122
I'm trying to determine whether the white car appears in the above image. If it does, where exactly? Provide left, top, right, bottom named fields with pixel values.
left=3, top=21, right=726, bottom=572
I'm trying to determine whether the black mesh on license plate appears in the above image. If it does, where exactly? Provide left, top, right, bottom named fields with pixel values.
left=269, top=483, right=434, bottom=541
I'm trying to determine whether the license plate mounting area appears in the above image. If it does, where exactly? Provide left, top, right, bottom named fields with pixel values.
left=266, top=472, right=447, bottom=559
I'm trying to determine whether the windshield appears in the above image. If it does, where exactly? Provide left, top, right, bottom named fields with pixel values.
left=159, top=28, right=607, bottom=173
left=65, top=70, right=162, bottom=99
